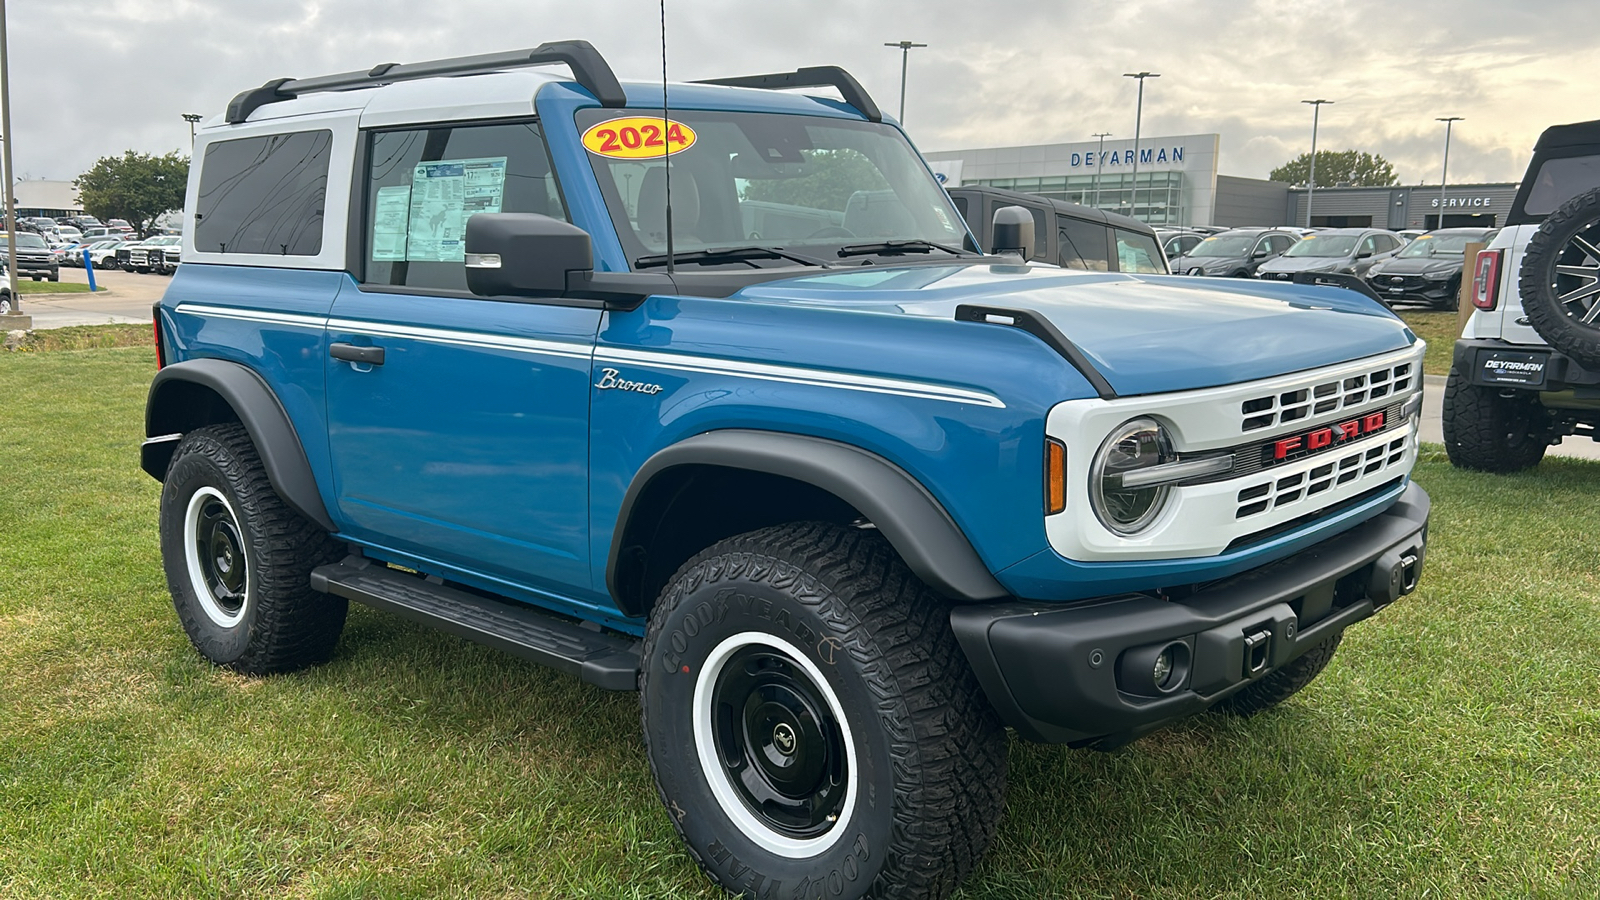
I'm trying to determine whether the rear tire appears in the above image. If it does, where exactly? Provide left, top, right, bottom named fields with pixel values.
left=1214, top=632, right=1342, bottom=717
left=1441, top=366, right=1549, bottom=472
left=159, top=424, right=348, bottom=674
left=641, top=523, right=1007, bottom=900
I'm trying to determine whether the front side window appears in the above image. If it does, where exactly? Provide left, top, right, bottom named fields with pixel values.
left=362, top=121, right=566, bottom=291
left=1268, top=234, right=1298, bottom=253
left=576, top=109, right=971, bottom=268
left=195, top=130, right=332, bottom=256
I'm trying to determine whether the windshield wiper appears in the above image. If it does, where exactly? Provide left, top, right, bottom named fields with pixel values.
left=836, top=239, right=969, bottom=258
left=634, top=246, right=828, bottom=269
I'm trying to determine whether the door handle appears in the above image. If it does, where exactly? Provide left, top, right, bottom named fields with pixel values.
left=330, top=343, right=385, bottom=366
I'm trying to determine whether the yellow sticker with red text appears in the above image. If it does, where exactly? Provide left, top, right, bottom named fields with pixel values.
left=581, top=117, right=697, bottom=159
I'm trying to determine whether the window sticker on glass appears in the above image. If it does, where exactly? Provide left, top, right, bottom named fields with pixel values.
left=581, top=117, right=696, bottom=159
left=405, top=157, right=507, bottom=262
left=371, top=185, right=411, bottom=261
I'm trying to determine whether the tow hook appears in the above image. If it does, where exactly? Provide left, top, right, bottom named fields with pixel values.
left=1369, top=542, right=1424, bottom=606
left=1242, top=629, right=1272, bottom=678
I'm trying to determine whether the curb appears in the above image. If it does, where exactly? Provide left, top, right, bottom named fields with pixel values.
left=13, top=288, right=115, bottom=302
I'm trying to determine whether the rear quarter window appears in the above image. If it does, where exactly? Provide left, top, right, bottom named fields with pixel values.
left=195, top=130, right=333, bottom=256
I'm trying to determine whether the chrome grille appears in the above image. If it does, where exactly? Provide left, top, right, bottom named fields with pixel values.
left=1241, top=362, right=1413, bottom=432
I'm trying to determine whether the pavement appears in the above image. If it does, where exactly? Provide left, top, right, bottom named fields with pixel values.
left=6, top=265, right=165, bottom=329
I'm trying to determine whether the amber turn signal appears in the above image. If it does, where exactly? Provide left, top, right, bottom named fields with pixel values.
left=1045, top=439, right=1067, bottom=515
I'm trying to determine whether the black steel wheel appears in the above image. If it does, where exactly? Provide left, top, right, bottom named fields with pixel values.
left=641, top=523, right=1007, bottom=900
left=160, top=424, right=348, bottom=673
left=1520, top=186, right=1600, bottom=367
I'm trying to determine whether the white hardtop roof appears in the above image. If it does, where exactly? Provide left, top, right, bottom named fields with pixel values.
left=197, top=70, right=568, bottom=132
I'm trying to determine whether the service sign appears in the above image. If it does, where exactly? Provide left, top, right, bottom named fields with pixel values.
left=581, top=117, right=697, bottom=159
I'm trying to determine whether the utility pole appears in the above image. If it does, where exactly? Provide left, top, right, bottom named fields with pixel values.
left=1302, top=99, right=1333, bottom=228
left=883, top=40, right=926, bottom=123
left=1437, top=116, right=1463, bottom=229
left=1123, top=72, right=1159, bottom=216
left=0, top=0, right=20, bottom=321
left=183, top=113, right=202, bottom=148
left=1092, top=132, right=1112, bottom=208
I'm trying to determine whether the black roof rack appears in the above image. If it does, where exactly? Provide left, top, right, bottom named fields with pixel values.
left=694, top=66, right=882, bottom=123
left=224, top=40, right=627, bottom=125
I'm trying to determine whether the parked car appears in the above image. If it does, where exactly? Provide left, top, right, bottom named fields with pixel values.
left=132, top=235, right=183, bottom=274
left=1255, top=228, right=1405, bottom=282
left=946, top=184, right=1168, bottom=273
left=87, top=239, right=129, bottom=269
left=1170, top=227, right=1301, bottom=277
left=1155, top=227, right=1207, bottom=259
left=1364, top=227, right=1498, bottom=309
left=1444, top=117, right=1600, bottom=473
left=144, top=43, right=1430, bottom=900
left=57, top=225, right=82, bottom=243
left=0, top=231, right=59, bottom=281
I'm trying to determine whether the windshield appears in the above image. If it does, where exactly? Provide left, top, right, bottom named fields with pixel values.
left=1284, top=234, right=1358, bottom=258
left=1397, top=232, right=1484, bottom=258
left=1187, top=235, right=1255, bottom=257
left=577, top=108, right=972, bottom=268
left=0, top=233, right=47, bottom=248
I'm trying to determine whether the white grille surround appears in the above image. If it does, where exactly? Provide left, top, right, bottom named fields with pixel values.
left=1043, top=343, right=1424, bottom=562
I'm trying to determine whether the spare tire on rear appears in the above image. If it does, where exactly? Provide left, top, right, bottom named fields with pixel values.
left=1519, top=186, right=1600, bottom=367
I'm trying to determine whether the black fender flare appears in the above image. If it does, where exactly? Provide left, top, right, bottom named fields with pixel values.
left=608, top=429, right=1009, bottom=605
left=142, top=358, right=335, bottom=532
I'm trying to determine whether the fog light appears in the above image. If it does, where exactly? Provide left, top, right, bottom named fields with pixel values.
left=1117, top=640, right=1192, bottom=697
left=1152, top=647, right=1174, bottom=687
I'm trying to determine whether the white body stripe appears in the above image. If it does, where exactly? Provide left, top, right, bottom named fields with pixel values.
left=325, top=319, right=593, bottom=360
left=175, top=303, right=326, bottom=328
left=595, top=347, right=1007, bottom=408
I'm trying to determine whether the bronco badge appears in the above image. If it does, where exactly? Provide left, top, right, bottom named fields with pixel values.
left=594, top=368, right=664, bottom=395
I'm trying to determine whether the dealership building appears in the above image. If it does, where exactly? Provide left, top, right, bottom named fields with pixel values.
left=924, top=133, right=1519, bottom=230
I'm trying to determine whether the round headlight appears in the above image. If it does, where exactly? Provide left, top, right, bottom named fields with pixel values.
left=1090, top=417, right=1175, bottom=536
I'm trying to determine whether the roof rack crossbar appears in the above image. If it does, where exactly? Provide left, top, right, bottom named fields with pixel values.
left=224, top=40, right=627, bottom=125
left=694, top=66, right=882, bottom=123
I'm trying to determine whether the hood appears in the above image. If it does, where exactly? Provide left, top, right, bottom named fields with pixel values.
left=1370, top=256, right=1462, bottom=276
left=728, top=263, right=1416, bottom=396
left=1257, top=255, right=1346, bottom=274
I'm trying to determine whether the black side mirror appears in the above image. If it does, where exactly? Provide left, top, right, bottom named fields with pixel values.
left=1253, top=247, right=1270, bottom=258
left=991, top=206, right=1036, bottom=260
left=464, top=213, right=593, bottom=297
left=1357, top=249, right=1374, bottom=259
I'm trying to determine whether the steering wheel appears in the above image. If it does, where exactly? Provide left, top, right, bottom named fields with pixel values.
left=805, top=225, right=856, bottom=239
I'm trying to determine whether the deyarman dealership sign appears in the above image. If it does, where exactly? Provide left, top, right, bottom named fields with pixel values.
left=1068, top=146, right=1186, bottom=169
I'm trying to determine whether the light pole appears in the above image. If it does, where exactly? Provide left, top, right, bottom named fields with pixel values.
left=0, top=0, right=18, bottom=315
left=1092, top=132, right=1112, bottom=208
left=1437, top=116, right=1463, bottom=229
left=1123, top=72, right=1159, bottom=216
left=1302, top=99, right=1333, bottom=228
left=182, top=113, right=202, bottom=148
left=883, top=40, right=926, bottom=123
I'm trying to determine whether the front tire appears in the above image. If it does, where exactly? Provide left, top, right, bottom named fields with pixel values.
left=1441, top=366, right=1549, bottom=472
left=641, top=523, right=1007, bottom=900
left=159, top=424, right=348, bottom=673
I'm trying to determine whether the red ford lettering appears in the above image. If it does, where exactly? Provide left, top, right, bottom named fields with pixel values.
left=1272, top=410, right=1387, bottom=460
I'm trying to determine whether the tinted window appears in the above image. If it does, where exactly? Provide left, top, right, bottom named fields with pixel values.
left=363, top=121, right=566, bottom=291
left=1058, top=218, right=1109, bottom=271
left=1024, top=206, right=1049, bottom=261
left=1268, top=234, right=1297, bottom=253
left=195, top=130, right=331, bottom=255
left=950, top=195, right=969, bottom=221
left=1114, top=229, right=1164, bottom=274
left=1525, top=155, right=1600, bottom=217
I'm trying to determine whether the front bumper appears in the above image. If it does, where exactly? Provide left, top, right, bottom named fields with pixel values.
left=952, top=482, right=1429, bottom=746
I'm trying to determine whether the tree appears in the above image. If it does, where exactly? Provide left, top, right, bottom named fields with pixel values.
left=74, top=151, right=189, bottom=236
left=1269, top=150, right=1397, bottom=188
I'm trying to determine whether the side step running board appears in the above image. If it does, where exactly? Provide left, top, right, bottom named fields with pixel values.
left=310, top=556, right=641, bottom=691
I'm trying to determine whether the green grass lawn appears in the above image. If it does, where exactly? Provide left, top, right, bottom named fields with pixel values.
left=2, top=345, right=1597, bottom=898
left=13, top=280, right=92, bottom=294
left=1395, top=308, right=1460, bottom=377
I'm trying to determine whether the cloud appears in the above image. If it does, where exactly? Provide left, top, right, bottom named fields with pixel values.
left=6, top=0, right=1592, bottom=188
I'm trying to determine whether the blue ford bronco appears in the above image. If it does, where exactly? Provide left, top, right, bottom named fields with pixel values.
left=143, top=41, right=1430, bottom=900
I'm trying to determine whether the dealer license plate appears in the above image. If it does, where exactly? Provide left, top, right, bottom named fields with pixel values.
left=1478, top=350, right=1548, bottom=387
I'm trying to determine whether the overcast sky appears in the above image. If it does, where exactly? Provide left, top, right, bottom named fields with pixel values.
left=7, top=0, right=1592, bottom=187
